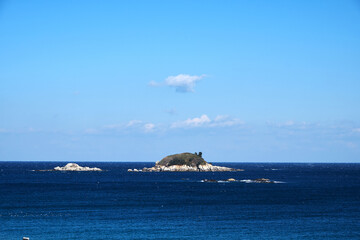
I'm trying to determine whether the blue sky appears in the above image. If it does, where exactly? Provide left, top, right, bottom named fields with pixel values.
left=1, top=0, right=360, bottom=162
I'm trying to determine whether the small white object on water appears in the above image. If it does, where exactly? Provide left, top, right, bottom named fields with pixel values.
left=53, top=163, right=102, bottom=171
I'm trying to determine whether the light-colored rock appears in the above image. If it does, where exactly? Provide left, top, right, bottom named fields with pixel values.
left=239, top=178, right=274, bottom=183
left=129, top=152, right=244, bottom=172
left=53, top=163, right=102, bottom=171
left=201, top=179, right=218, bottom=182
left=139, top=163, right=243, bottom=172
left=254, top=178, right=273, bottom=183
left=201, top=178, right=237, bottom=183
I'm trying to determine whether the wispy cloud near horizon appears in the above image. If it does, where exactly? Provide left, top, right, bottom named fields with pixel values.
left=85, top=120, right=156, bottom=134
left=171, top=114, right=211, bottom=128
left=171, top=114, right=244, bottom=129
left=0, top=128, right=9, bottom=133
left=83, top=114, right=245, bottom=135
left=144, top=123, right=155, bottom=132
left=80, top=119, right=360, bottom=153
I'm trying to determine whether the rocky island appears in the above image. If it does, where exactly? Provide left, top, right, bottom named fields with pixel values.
left=53, top=163, right=102, bottom=171
left=128, top=152, right=243, bottom=172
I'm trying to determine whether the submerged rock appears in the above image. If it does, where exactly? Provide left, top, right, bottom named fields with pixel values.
left=239, top=178, right=275, bottom=183
left=201, top=179, right=219, bottom=183
left=254, top=178, right=274, bottom=183
left=227, top=178, right=236, bottom=182
left=201, top=178, right=238, bottom=183
left=201, top=178, right=277, bottom=183
left=53, top=163, right=102, bottom=171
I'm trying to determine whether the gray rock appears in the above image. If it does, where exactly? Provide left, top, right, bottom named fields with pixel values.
left=140, top=163, right=243, bottom=172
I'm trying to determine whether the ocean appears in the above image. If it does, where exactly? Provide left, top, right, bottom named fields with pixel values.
left=1, top=162, right=360, bottom=239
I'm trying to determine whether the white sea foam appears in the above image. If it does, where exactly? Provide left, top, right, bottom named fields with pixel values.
left=240, top=179, right=254, bottom=183
left=273, top=181, right=285, bottom=183
left=239, top=179, right=285, bottom=184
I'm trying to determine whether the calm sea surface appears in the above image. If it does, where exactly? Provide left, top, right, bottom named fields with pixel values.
left=1, top=162, right=360, bottom=240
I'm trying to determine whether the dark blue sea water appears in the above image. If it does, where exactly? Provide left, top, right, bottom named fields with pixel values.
left=1, top=162, right=360, bottom=240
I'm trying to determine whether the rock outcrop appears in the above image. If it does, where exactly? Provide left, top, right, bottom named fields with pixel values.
left=53, top=163, right=102, bottom=171
left=128, top=152, right=243, bottom=172
left=141, top=163, right=240, bottom=172
left=201, top=178, right=276, bottom=183
left=239, top=178, right=275, bottom=183
left=253, top=178, right=274, bottom=183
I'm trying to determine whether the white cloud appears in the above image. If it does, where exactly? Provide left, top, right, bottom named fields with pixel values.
left=91, top=120, right=155, bottom=134
left=126, top=120, right=142, bottom=127
left=149, top=74, right=206, bottom=93
left=103, top=124, right=122, bottom=130
left=353, top=128, right=360, bottom=133
left=144, top=123, right=155, bottom=132
left=283, top=121, right=295, bottom=126
left=165, top=108, right=176, bottom=115
left=0, top=128, right=9, bottom=133
left=85, top=115, right=244, bottom=133
left=171, top=114, right=210, bottom=128
left=28, top=127, right=40, bottom=133
left=268, top=121, right=310, bottom=129
left=84, top=128, right=101, bottom=134
left=214, top=115, right=228, bottom=122
left=102, top=120, right=143, bottom=130
left=346, top=142, right=358, bottom=149
left=211, top=115, right=244, bottom=127
left=148, top=80, right=161, bottom=87
left=165, top=74, right=205, bottom=92
left=171, top=114, right=243, bottom=129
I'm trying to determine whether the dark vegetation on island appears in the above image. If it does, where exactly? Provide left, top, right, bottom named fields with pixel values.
left=157, top=152, right=206, bottom=167
left=128, top=152, right=243, bottom=172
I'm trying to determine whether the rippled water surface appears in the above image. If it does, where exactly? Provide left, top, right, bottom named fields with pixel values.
left=1, top=162, right=360, bottom=239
